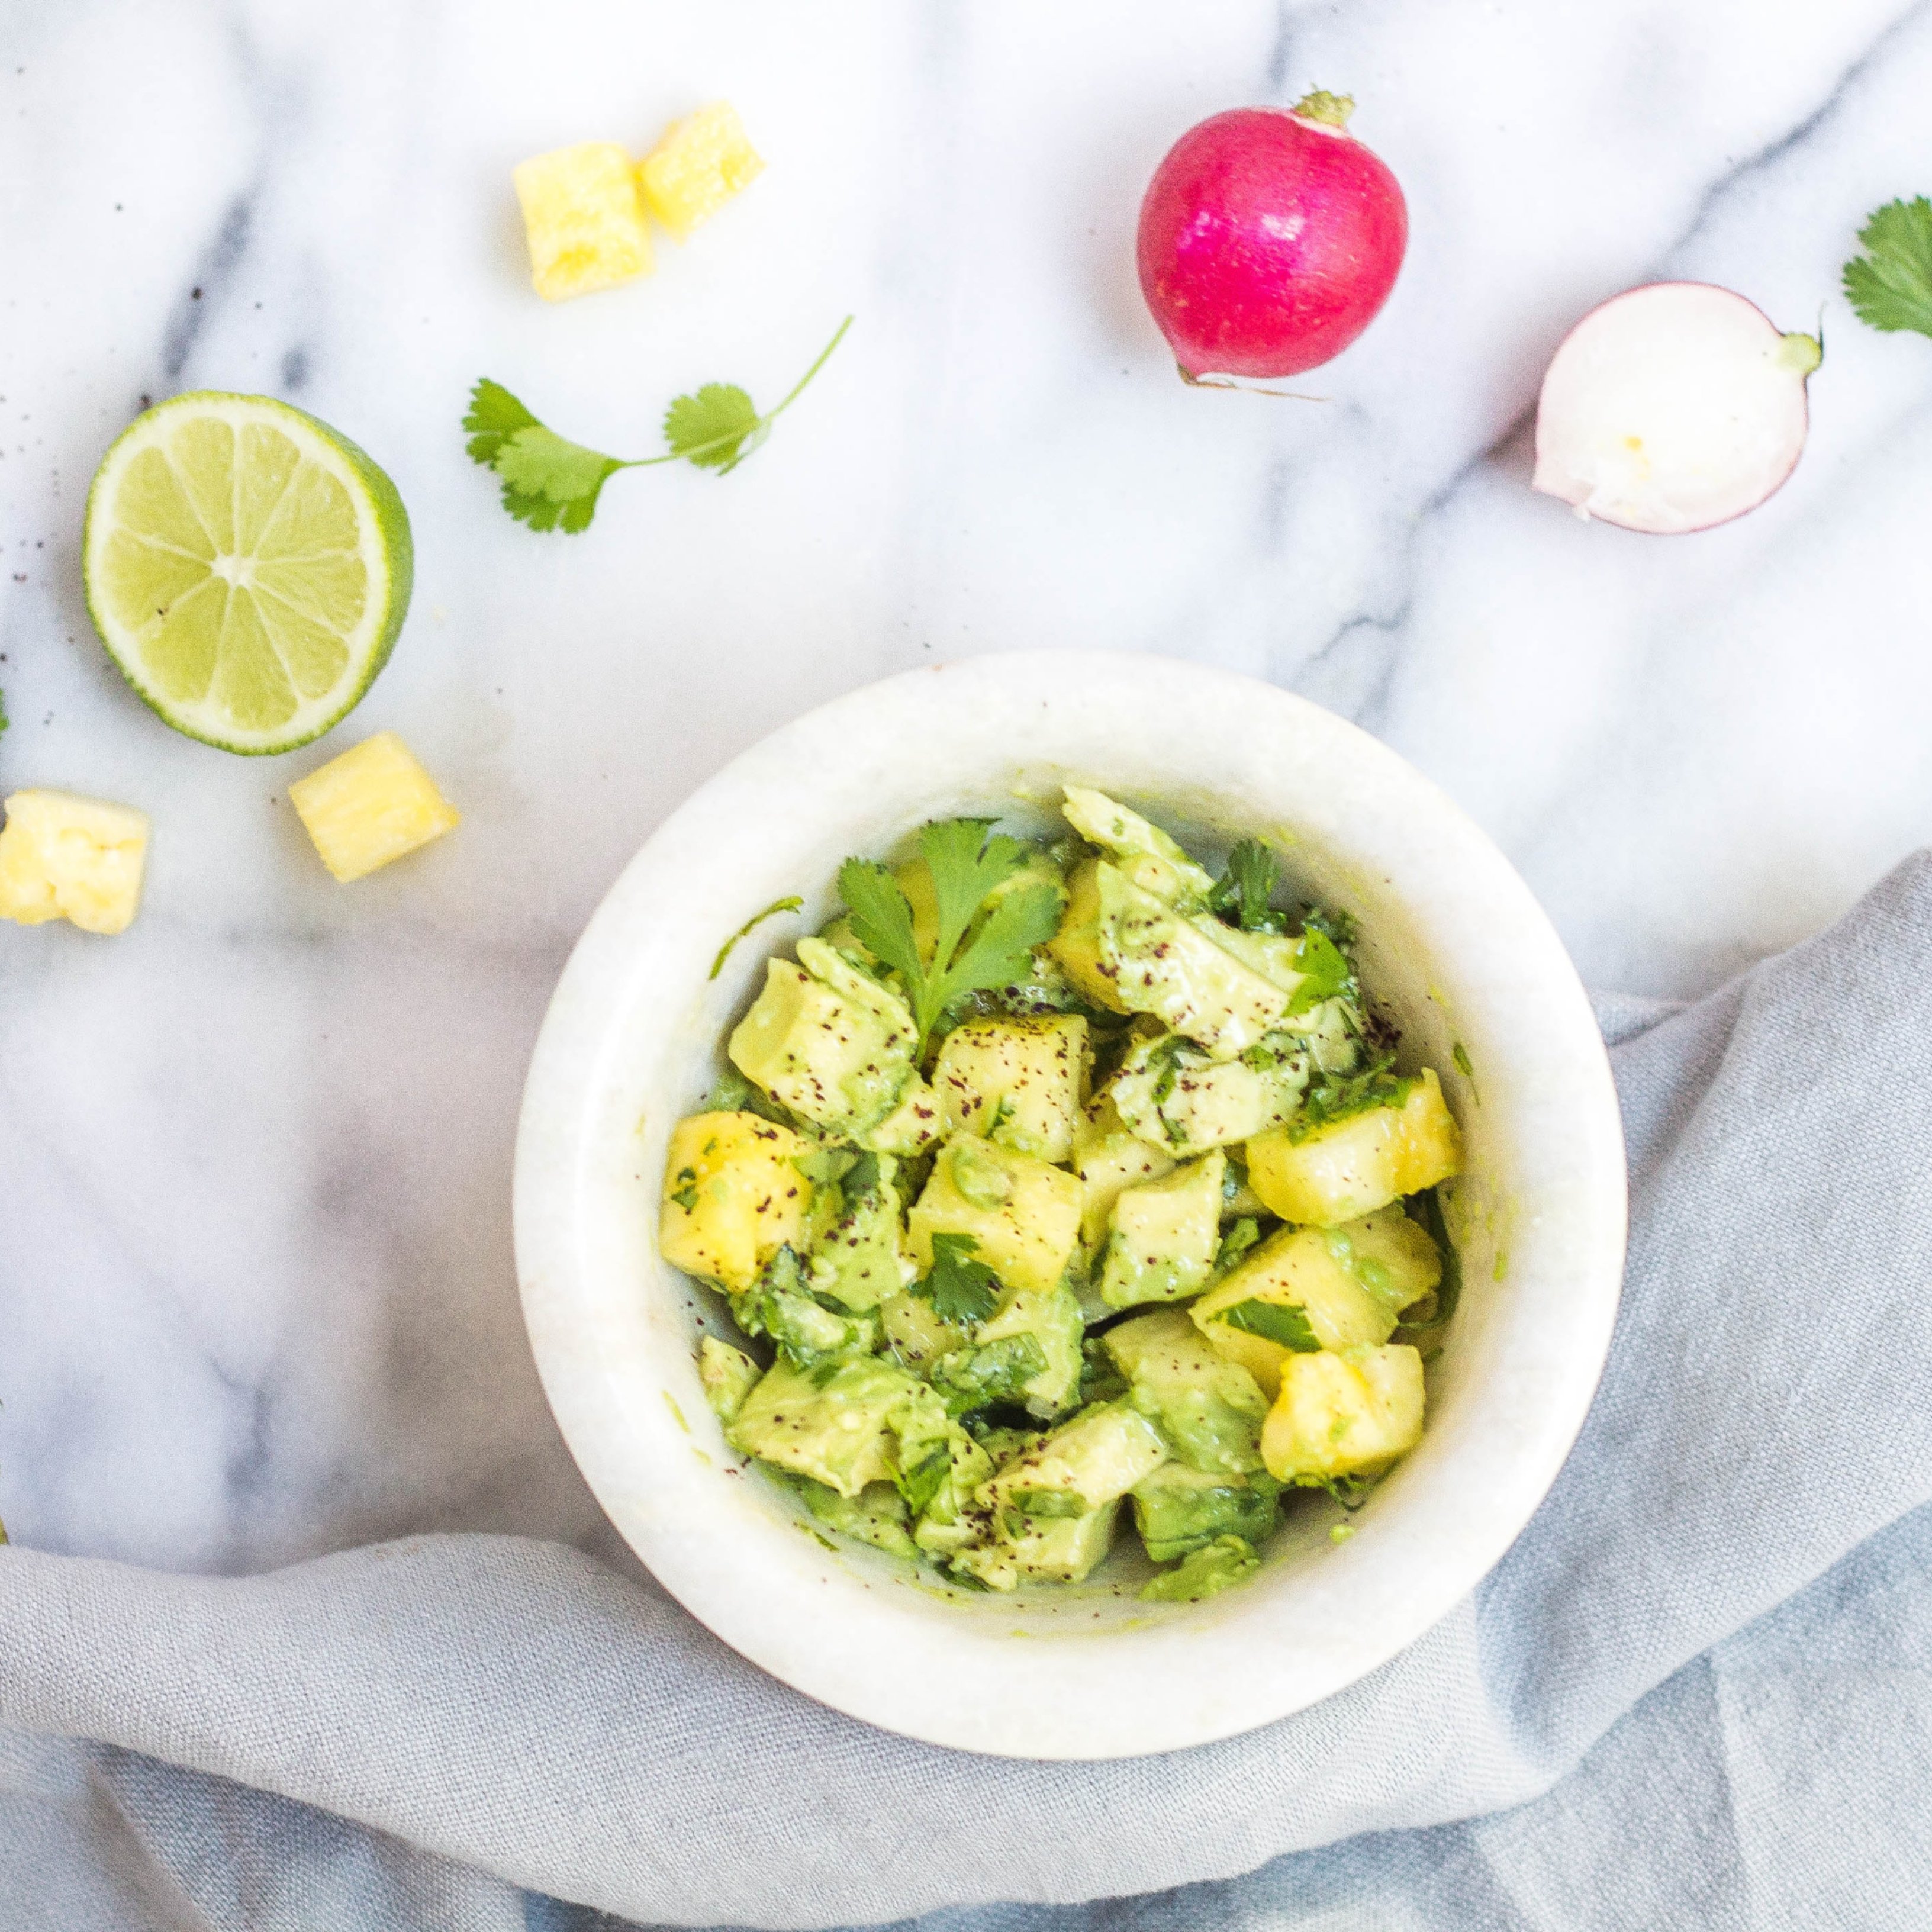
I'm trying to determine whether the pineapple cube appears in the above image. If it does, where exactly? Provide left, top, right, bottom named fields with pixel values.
left=661, top=1110, right=816, bottom=1292
left=932, top=1014, right=1090, bottom=1163
left=636, top=102, right=764, bottom=241
left=513, top=140, right=655, bottom=301
left=0, top=789, right=149, bottom=935
left=1261, top=1344, right=1425, bottom=1484
left=1246, top=1067, right=1463, bottom=1226
left=288, top=732, right=460, bottom=884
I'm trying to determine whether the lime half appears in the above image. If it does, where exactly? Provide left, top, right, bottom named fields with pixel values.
left=83, top=392, right=413, bottom=755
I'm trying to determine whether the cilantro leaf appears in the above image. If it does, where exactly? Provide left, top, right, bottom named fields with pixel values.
left=835, top=820, right=1065, bottom=1051
left=1217, top=1299, right=1319, bottom=1350
left=462, top=378, right=537, bottom=462
left=463, top=316, right=852, bottom=533
left=664, top=384, right=765, bottom=472
left=1209, top=838, right=1285, bottom=931
left=836, top=858, right=923, bottom=987
left=492, top=425, right=624, bottom=534
left=1286, top=925, right=1355, bottom=1013
left=1844, top=197, right=1932, bottom=339
left=938, top=883, right=1065, bottom=1015
left=1292, top=1056, right=1415, bottom=1141
left=914, top=1232, right=1002, bottom=1326
left=1214, top=1216, right=1263, bottom=1277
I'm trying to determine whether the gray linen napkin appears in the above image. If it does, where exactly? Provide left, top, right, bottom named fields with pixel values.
left=4, top=853, right=1932, bottom=1931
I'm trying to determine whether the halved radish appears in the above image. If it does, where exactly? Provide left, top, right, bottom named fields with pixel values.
left=1532, top=282, right=1821, bottom=534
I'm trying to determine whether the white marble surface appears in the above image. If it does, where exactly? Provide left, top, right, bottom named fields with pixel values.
left=2, top=0, right=1930, bottom=1575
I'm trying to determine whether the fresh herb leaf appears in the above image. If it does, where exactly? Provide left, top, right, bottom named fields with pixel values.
left=1214, top=1217, right=1263, bottom=1277
left=1421, top=1186, right=1461, bottom=1325
left=1287, top=926, right=1355, bottom=1013
left=1291, top=1055, right=1415, bottom=1141
left=465, top=315, right=852, bottom=533
left=1300, top=904, right=1358, bottom=954
left=1217, top=1299, right=1319, bottom=1350
left=710, top=895, right=804, bottom=980
left=1209, top=839, right=1286, bottom=932
left=913, top=1231, right=1002, bottom=1326
left=836, top=820, right=1062, bottom=1051
left=664, top=383, right=765, bottom=473
left=1844, top=197, right=1932, bottom=339
left=836, top=858, right=923, bottom=986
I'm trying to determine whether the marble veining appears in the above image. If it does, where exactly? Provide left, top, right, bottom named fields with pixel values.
left=2, top=0, right=1929, bottom=1576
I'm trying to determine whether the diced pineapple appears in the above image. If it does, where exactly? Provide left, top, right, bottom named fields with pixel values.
left=660, top=1110, right=815, bottom=1292
left=0, top=789, right=149, bottom=935
left=908, top=1134, right=1084, bottom=1296
left=636, top=101, right=765, bottom=241
left=1261, top=1344, right=1425, bottom=1483
left=1246, top=1068, right=1463, bottom=1226
left=513, top=140, right=655, bottom=301
left=1192, top=1219, right=1396, bottom=1396
left=288, top=732, right=459, bottom=884
left=932, top=1014, right=1089, bottom=1163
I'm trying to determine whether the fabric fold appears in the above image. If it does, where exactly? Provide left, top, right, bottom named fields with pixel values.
left=4, top=853, right=1930, bottom=1929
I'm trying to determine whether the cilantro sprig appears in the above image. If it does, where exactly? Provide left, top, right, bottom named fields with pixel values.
left=913, top=1232, right=1003, bottom=1327
left=838, top=819, right=1064, bottom=1051
left=1209, top=838, right=1289, bottom=932
left=1844, top=198, right=1932, bottom=340
left=465, top=315, right=852, bottom=533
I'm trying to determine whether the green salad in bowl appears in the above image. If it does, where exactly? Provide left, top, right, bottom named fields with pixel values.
left=660, top=785, right=1463, bottom=1602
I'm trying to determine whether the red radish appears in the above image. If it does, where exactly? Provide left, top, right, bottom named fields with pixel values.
left=1533, top=283, right=1821, bottom=534
left=1136, top=91, right=1408, bottom=383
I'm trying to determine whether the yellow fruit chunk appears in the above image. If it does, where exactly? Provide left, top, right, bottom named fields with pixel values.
left=636, top=102, right=765, bottom=242
left=909, top=1135, right=1084, bottom=1296
left=1246, top=1068, right=1462, bottom=1226
left=288, top=730, right=459, bottom=884
left=661, top=1110, right=815, bottom=1292
left=932, top=1015, right=1090, bottom=1163
left=0, top=789, right=149, bottom=935
left=513, top=140, right=655, bottom=301
left=1261, top=1344, right=1425, bottom=1483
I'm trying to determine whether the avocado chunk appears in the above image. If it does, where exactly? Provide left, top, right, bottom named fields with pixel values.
left=879, top=1286, right=971, bottom=1373
left=1140, top=1534, right=1261, bottom=1602
left=729, top=1354, right=925, bottom=1497
left=909, top=1134, right=1084, bottom=1297
left=1095, top=865, right=1289, bottom=1060
left=856, top=1074, right=942, bottom=1155
left=1191, top=1206, right=1440, bottom=1395
left=727, top=938, right=919, bottom=1138
left=1108, top=1032, right=1307, bottom=1157
left=1060, top=786, right=1216, bottom=906
left=910, top=1428, right=997, bottom=1555
left=1045, top=858, right=1132, bottom=1012
left=981, top=1399, right=1170, bottom=1522
left=949, top=1499, right=1122, bottom=1590
left=1104, top=1306, right=1270, bottom=1474
left=1246, top=1067, right=1463, bottom=1226
left=1261, top=1343, right=1425, bottom=1483
left=970, top=1276, right=1084, bottom=1418
left=736, top=1248, right=880, bottom=1366
left=806, top=1154, right=915, bottom=1312
left=697, top=1336, right=762, bottom=1424
left=790, top=1476, right=919, bottom=1560
left=1098, top=1150, right=1225, bottom=1310
left=931, top=1014, right=1090, bottom=1163
left=1130, top=1463, right=1280, bottom=1563
left=1071, top=1094, right=1176, bottom=1249
left=660, top=1110, right=817, bottom=1293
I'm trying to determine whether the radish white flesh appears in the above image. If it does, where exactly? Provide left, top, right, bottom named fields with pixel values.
left=1532, top=282, right=1820, bottom=534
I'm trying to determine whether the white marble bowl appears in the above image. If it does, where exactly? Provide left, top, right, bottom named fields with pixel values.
left=513, top=653, right=1627, bottom=1759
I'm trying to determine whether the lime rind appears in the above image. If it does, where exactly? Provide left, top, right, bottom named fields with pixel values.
left=82, top=391, right=414, bottom=756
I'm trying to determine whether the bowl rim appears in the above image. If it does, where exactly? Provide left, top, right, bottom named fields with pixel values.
left=513, top=652, right=1628, bottom=1759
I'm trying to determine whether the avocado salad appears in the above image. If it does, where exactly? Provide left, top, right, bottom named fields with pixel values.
left=660, top=787, right=1464, bottom=1601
